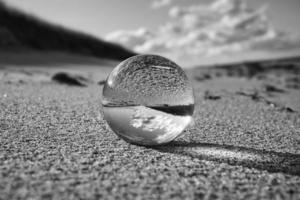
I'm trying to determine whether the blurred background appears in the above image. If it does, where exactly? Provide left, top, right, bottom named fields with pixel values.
left=1, top=0, right=300, bottom=67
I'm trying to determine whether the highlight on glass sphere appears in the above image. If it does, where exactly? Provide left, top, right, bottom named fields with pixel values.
left=101, top=54, right=194, bottom=146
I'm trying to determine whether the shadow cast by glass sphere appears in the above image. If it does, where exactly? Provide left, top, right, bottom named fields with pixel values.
left=149, top=141, right=300, bottom=176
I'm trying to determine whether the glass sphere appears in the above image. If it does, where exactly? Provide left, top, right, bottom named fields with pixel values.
left=102, top=55, right=194, bottom=146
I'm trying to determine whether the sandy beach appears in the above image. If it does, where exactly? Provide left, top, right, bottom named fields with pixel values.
left=1, top=0, right=300, bottom=198
left=1, top=58, right=299, bottom=199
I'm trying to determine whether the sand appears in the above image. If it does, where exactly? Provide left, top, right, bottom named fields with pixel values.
left=0, top=61, right=300, bottom=199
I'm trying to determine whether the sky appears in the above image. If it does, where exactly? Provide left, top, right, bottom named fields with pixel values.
left=3, top=0, right=300, bottom=66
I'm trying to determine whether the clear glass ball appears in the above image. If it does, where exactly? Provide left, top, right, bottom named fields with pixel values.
left=102, top=55, right=194, bottom=146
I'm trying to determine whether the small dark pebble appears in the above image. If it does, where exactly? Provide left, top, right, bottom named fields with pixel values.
left=283, top=107, right=295, bottom=113
left=286, top=76, right=300, bottom=83
left=285, top=76, right=300, bottom=89
left=194, top=73, right=211, bottom=82
left=18, top=80, right=26, bottom=84
left=236, top=91, right=261, bottom=101
left=215, top=71, right=223, bottom=77
left=237, top=91, right=297, bottom=113
left=98, top=80, right=106, bottom=85
left=264, top=84, right=285, bottom=93
left=255, top=74, right=268, bottom=80
left=286, top=84, right=300, bottom=89
left=204, top=90, right=221, bottom=100
left=52, top=72, right=89, bottom=87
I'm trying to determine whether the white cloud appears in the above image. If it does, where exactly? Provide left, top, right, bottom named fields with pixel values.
left=151, top=0, right=172, bottom=9
left=106, top=0, right=300, bottom=66
left=105, top=28, right=154, bottom=51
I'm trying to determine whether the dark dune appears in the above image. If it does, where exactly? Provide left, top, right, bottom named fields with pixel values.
left=0, top=51, right=120, bottom=66
left=0, top=1, right=136, bottom=63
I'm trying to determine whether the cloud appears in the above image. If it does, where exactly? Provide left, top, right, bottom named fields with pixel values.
left=106, top=0, right=300, bottom=65
left=151, top=0, right=173, bottom=9
left=105, top=28, right=154, bottom=51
